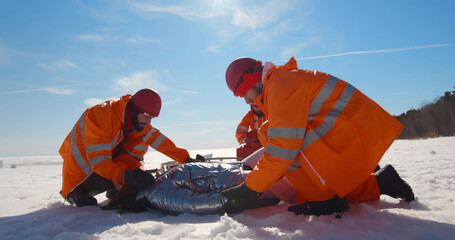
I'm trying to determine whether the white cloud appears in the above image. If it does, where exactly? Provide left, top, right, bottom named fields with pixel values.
left=75, top=34, right=105, bottom=42
left=202, top=128, right=224, bottom=134
left=83, top=97, right=119, bottom=107
left=163, top=99, right=182, bottom=106
left=40, top=60, right=80, bottom=72
left=130, top=1, right=227, bottom=20
left=230, top=1, right=295, bottom=30
left=114, top=70, right=168, bottom=93
left=160, top=120, right=238, bottom=129
left=0, top=82, right=106, bottom=96
left=129, top=0, right=307, bottom=53
left=76, top=0, right=128, bottom=23
left=128, top=36, right=161, bottom=44
left=84, top=98, right=104, bottom=107
left=0, top=43, right=11, bottom=65
left=181, top=90, right=198, bottom=96
left=278, top=37, right=320, bottom=59
left=205, top=44, right=220, bottom=53
left=56, top=60, right=79, bottom=70
left=294, top=44, right=455, bottom=61
left=43, top=87, right=75, bottom=95
left=182, top=110, right=201, bottom=116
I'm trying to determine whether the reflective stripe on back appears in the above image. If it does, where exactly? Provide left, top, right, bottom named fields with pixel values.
left=71, top=115, right=92, bottom=175
left=79, top=114, right=85, bottom=145
left=307, top=75, right=338, bottom=123
left=86, top=143, right=111, bottom=153
left=85, top=130, right=120, bottom=155
left=302, top=83, right=356, bottom=150
left=89, top=155, right=112, bottom=166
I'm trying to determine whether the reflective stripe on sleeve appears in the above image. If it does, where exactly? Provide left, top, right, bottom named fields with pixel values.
left=111, top=130, right=121, bottom=148
left=151, top=134, right=166, bottom=149
left=268, top=127, right=306, bottom=139
left=265, top=144, right=299, bottom=160
left=302, top=83, right=356, bottom=150
left=142, top=127, right=158, bottom=142
left=236, top=126, right=248, bottom=132
left=134, top=144, right=148, bottom=152
left=128, top=151, right=144, bottom=161
left=286, top=159, right=302, bottom=172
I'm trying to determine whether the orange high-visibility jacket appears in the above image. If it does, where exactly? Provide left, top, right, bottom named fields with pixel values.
left=59, top=95, right=189, bottom=197
left=236, top=110, right=267, bottom=143
left=246, top=57, right=403, bottom=197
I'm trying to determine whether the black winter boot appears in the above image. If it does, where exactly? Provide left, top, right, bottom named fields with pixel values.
left=287, top=195, right=350, bottom=216
left=374, top=165, right=381, bottom=173
left=376, top=164, right=415, bottom=202
left=66, top=188, right=97, bottom=207
left=106, top=189, right=118, bottom=199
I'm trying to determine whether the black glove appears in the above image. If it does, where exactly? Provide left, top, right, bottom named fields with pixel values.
left=221, top=182, right=279, bottom=214
left=101, top=183, right=147, bottom=213
left=123, top=168, right=155, bottom=190
left=287, top=195, right=349, bottom=216
left=185, top=154, right=206, bottom=163
left=101, top=169, right=154, bottom=213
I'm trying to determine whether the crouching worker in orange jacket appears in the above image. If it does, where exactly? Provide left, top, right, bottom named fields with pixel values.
left=236, top=105, right=267, bottom=159
left=59, top=88, right=204, bottom=207
left=221, top=57, right=415, bottom=216
left=236, top=105, right=267, bottom=145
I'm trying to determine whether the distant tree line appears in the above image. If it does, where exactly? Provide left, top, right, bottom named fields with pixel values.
left=395, top=87, right=455, bottom=139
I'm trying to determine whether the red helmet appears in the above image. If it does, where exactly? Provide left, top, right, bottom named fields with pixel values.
left=131, top=88, right=162, bottom=117
left=225, top=57, right=262, bottom=97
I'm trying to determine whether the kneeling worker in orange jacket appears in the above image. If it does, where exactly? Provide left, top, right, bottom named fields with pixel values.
left=221, top=57, right=415, bottom=216
left=236, top=105, right=267, bottom=145
left=59, top=88, right=203, bottom=207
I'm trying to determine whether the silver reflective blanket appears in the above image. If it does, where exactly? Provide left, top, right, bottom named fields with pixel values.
left=137, top=162, right=245, bottom=215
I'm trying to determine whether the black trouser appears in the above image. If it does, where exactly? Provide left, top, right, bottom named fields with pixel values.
left=66, top=173, right=116, bottom=206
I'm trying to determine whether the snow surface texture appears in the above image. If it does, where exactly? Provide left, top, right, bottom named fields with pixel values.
left=1, top=137, right=455, bottom=240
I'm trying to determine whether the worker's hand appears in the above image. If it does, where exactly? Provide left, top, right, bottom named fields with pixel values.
left=221, top=182, right=279, bottom=214
left=101, top=169, right=154, bottom=213
left=122, top=168, right=155, bottom=190
left=184, top=154, right=206, bottom=163
left=240, top=138, right=249, bottom=145
left=287, top=195, right=349, bottom=217
left=101, top=183, right=149, bottom=213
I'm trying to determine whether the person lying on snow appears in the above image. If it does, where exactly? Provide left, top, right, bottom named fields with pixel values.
left=222, top=57, right=415, bottom=216
left=101, top=149, right=414, bottom=216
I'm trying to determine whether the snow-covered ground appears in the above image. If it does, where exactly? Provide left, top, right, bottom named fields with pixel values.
left=1, top=137, right=455, bottom=240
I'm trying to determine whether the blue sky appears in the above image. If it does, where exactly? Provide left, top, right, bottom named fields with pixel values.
left=0, top=0, right=454, bottom=157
